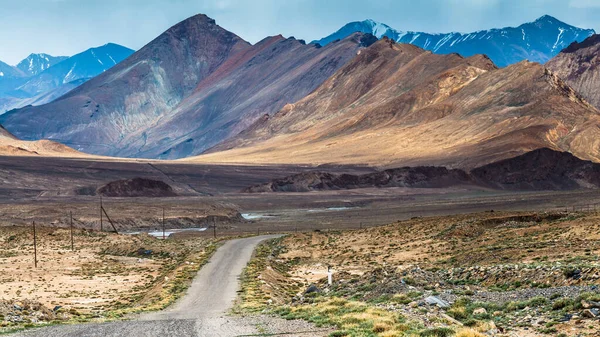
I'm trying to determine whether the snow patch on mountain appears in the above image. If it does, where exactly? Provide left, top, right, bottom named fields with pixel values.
left=312, top=15, right=595, bottom=67
left=16, top=53, right=68, bottom=77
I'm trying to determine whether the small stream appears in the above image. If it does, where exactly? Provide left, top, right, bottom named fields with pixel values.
left=126, top=227, right=208, bottom=238
left=241, top=206, right=357, bottom=220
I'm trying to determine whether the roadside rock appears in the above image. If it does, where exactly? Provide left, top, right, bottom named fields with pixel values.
left=473, top=307, right=487, bottom=315
left=424, top=296, right=450, bottom=309
left=582, top=308, right=599, bottom=318
left=582, top=300, right=600, bottom=309
left=305, top=284, right=321, bottom=294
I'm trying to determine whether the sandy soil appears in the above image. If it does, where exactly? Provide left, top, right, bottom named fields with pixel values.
left=0, top=226, right=212, bottom=315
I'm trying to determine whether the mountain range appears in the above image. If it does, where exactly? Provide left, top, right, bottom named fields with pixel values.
left=0, top=43, right=134, bottom=113
left=0, top=15, right=377, bottom=158
left=1, top=13, right=600, bottom=172
left=196, top=37, right=600, bottom=168
left=313, top=15, right=595, bottom=67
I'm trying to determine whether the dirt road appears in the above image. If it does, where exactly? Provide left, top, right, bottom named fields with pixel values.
left=13, top=235, right=325, bottom=337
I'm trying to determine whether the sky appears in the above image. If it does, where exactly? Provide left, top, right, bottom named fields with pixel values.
left=1, top=0, right=600, bottom=64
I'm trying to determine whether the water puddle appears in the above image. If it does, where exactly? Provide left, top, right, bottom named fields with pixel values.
left=308, top=206, right=355, bottom=212
left=241, top=213, right=272, bottom=220
left=126, top=227, right=208, bottom=238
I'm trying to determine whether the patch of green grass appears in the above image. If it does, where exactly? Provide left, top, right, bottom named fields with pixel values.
left=419, top=327, right=454, bottom=337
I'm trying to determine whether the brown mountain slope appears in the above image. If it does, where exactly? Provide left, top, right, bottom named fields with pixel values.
left=0, top=124, right=86, bottom=157
left=0, top=14, right=250, bottom=157
left=0, top=15, right=374, bottom=159
left=123, top=33, right=376, bottom=159
left=193, top=39, right=600, bottom=169
left=546, top=34, right=600, bottom=109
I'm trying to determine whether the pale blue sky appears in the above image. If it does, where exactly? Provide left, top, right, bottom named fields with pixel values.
left=1, top=0, right=600, bottom=64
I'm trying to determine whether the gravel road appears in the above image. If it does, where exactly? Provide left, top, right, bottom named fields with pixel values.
left=13, top=235, right=329, bottom=337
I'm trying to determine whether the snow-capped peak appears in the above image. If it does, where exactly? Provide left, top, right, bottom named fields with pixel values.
left=363, top=19, right=398, bottom=38
left=314, top=15, right=595, bottom=67
left=16, top=53, right=68, bottom=77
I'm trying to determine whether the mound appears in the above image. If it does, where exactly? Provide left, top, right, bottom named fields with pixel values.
left=97, top=178, right=177, bottom=197
left=471, top=148, right=600, bottom=190
left=243, top=166, right=472, bottom=192
left=244, top=149, right=600, bottom=192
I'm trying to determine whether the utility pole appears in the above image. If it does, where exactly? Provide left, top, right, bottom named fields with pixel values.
left=100, top=196, right=103, bottom=232
left=162, top=208, right=165, bottom=240
left=213, top=218, right=216, bottom=239
left=70, top=211, right=74, bottom=251
left=32, top=221, right=37, bottom=268
left=100, top=204, right=119, bottom=234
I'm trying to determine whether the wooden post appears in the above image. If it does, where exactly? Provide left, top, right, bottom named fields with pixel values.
left=33, top=221, right=37, bottom=268
left=162, top=208, right=165, bottom=240
left=101, top=206, right=119, bottom=234
left=100, top=197, right=103, bottom=232
left=213, top=218, right=216, bottom=239
left=70, top=211, right=74, bottom=251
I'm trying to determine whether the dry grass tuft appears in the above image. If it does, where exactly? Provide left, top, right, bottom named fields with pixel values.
left=455, top=328, right=486, bottom=337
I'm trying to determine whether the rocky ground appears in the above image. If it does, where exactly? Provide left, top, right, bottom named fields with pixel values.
left=238, top=211, right=600, bottom=336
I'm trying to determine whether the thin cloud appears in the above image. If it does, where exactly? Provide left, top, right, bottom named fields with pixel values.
left=570, top=0, right=600, bottom=8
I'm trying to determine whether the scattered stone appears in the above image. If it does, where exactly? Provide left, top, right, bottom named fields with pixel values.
left=424, top=296, right=450, bottom=309
left=582, top=309, right=598, bottom=318
left=441, top=313, right=463, bottom=326
left=473, top=307, right=487, bottom=315
left=558, top=314, right=572, bottom=322
left=305, top=284, right=321, bottom=294
left=582, top=300, right=600, bottom=309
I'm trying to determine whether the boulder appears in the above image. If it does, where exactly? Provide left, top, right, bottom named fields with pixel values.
left=582, top=309, right=598, bottom=318
left=582, top=300, right=600, bottom=309
left=473, top=307, right=488, bottom=315
left=424, top=296, right=450, bottom=309
left=305, top=284, right=321, bottom=294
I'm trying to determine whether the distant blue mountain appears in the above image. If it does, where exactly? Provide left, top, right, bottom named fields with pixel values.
left=16, top=53, right=68, bottom=76
left=313, top=15, right=595, bottom=67
left=0, top=43, right=134, bottom=113
left=17, top=43, right=134, bottom=96
left=0, top=60, right=26, bottom=79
